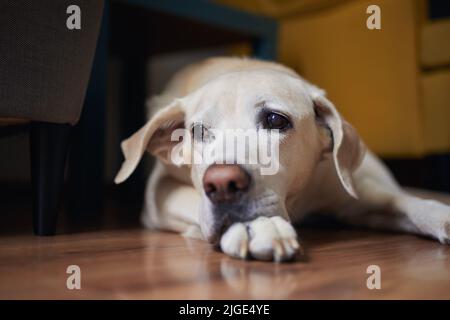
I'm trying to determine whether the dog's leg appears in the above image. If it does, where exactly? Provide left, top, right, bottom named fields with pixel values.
left=220, top=216, right=301, bottom=262
left=339, top=153, right=450, bottom=244
left=142, top=164, right=203, bottom=239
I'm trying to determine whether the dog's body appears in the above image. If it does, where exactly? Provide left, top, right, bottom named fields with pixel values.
left=116, top=57, right=450, bottom=262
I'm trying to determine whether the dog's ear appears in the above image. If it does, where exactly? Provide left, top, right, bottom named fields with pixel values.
left=313, top=95, right=366, bottom=198
left=114, top=99, right=185, bottom=184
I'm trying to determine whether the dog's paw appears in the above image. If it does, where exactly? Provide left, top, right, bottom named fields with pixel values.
left=422, top=200, right=450, bottom=245
left=402, top=197, right=450, bottom=244
left=220, top=216, right=301, bottom=262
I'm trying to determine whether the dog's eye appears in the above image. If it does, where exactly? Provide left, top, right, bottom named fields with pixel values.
left=192, top=123, right=207, bottom=141
left=263, top=112, right=292, bottom=131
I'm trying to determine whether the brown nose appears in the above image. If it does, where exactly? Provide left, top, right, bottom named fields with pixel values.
left=203, top=164, right=250, bottom=204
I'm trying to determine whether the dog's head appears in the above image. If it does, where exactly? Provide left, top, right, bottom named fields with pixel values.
left=115, top=68, right=365, bottom=242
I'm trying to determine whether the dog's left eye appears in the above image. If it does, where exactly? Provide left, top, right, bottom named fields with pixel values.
left=192, top=123, right=215, bottom=142
left=263, top=112, right=292, bottom=131
left=192, top=123, right=206, bottom=141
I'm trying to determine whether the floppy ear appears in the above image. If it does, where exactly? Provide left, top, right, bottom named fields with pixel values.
left=313, top=95, right=366, bottom=198
left=114, top=99, right=185, bottom=184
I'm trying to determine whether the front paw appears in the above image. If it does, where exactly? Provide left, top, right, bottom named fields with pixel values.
left=219, top=216, right=302, bottom=262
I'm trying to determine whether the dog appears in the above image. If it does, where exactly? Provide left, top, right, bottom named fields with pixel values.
left=115, top=57, right=450, bottom=262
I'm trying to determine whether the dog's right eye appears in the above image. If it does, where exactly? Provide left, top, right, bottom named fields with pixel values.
left=260, top=111, right=292, bottom=131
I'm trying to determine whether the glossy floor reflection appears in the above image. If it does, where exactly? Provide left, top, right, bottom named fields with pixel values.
left=1, top=227, right=450, bottom=299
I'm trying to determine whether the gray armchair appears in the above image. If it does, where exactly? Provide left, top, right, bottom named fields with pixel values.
left=0, top=0, right=104, bottom=235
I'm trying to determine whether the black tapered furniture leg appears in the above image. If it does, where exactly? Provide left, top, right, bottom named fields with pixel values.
left=30, top=122, right=72, bottom=236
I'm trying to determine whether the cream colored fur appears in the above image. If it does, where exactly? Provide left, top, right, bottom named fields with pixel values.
left=115, top=57, right=450, bottom=262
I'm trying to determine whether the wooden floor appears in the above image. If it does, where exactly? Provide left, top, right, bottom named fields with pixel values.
left=1, top=188, right=449, bottom=299
left=1, top=226, right=450, bottom=299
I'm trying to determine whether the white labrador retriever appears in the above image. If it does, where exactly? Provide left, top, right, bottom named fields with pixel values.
left=115, top=57, right=450, bottom=262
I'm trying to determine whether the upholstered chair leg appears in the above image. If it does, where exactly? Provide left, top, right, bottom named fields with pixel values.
left=30, top=122, right=72, bottom=236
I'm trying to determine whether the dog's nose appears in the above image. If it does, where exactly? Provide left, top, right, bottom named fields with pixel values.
left=203, top=164, right=250, bottom=204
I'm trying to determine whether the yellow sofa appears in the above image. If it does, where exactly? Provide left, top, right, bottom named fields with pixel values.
left=220, top=0, right=450, bottom=158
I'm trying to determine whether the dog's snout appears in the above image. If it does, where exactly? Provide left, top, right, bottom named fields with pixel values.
left=203, top=164, right=250, bottom=204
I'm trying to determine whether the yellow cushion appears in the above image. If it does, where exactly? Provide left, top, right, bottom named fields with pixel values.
left=422, top=70, right=450, bottom=153
left=421, top=19, right=450, bottom=68
left=279, top=0, right=424, bottom=157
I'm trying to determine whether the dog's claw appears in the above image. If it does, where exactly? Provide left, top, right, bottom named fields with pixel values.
left=273, top=239, right=285, bottom=263
left=239, top=240, right=248, bottom=259
left=288, top=238, right=299, bottom=250
left=289, top=238, right=304, bottom=256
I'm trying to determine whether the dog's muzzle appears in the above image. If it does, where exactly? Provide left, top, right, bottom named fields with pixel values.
left=202, top=164, right=252, bottom=243
left=203, top=164, right=251, bottom=204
